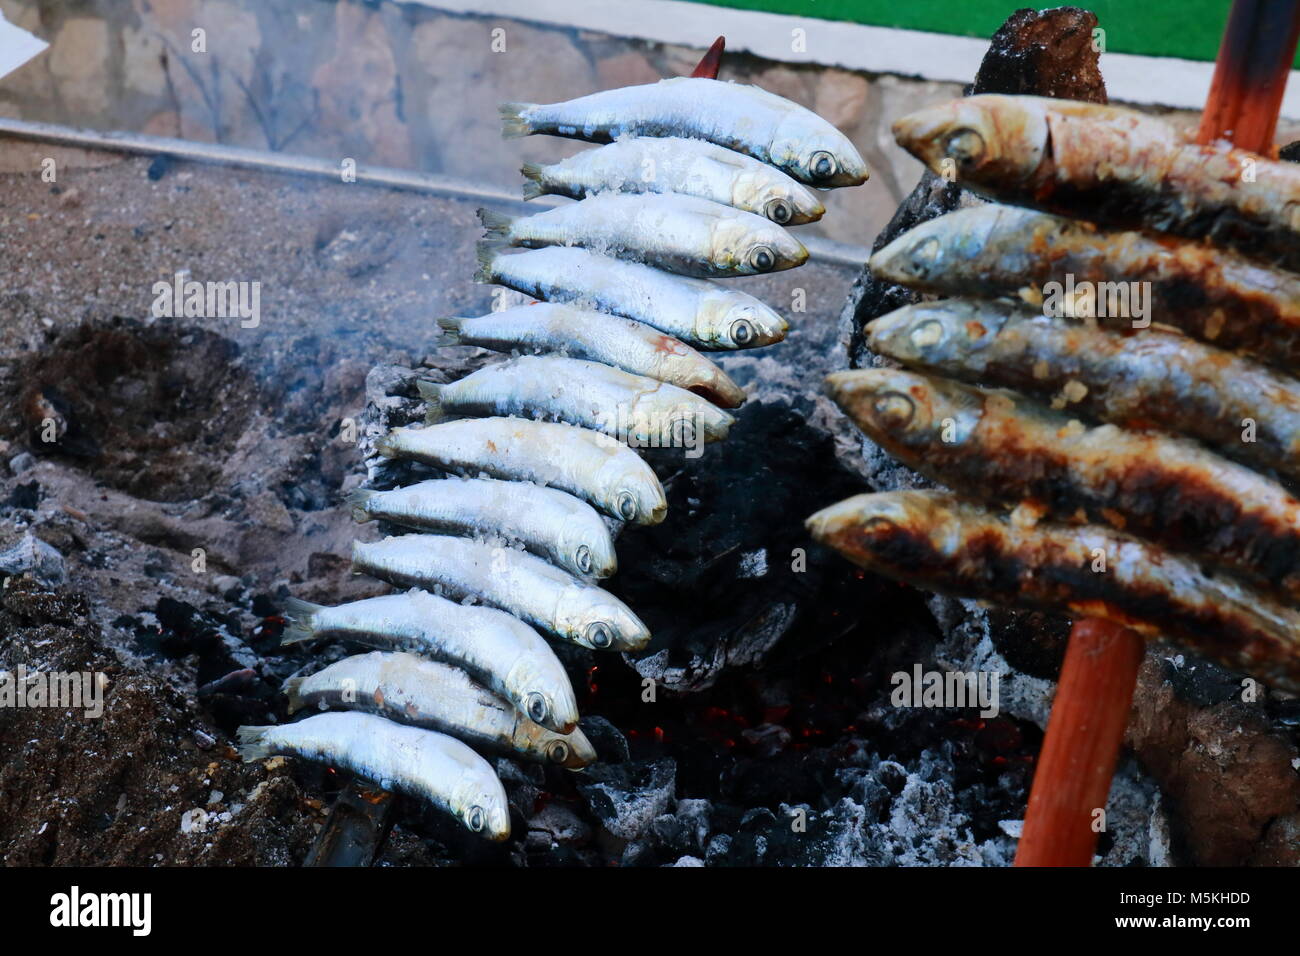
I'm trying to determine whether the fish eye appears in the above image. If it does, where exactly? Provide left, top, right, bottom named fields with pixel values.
left=586, top=621, right=613, bottom=649
left=809, top=150, right=837, bottom=181
left=526, top=691, right=549, bottom=724
left=872, top=391, right=916, bottom=428
left=863, top=516, right=897, bottom=538
left=909, top=318, right=947, bottom=351
left=547, top=740, right=570, bottom=764
left=574, top=544, right=593, bottom=574
left=764, top=198, right=793, bottom=224
left=466, top=805, right=486, bottom=832
left=731, top=318, right=754, bottom=345
left=616, top=491, right=638, bottom=522
left=944, top=129, right=985, bottom=168
left=908, top=237, right=941, bottom=277
left=749, top=246, right=776, bottom=272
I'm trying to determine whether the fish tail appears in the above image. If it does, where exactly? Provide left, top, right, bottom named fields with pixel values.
left=280, top=597, right=323, bottom=645
left=344, top=488, right=377, bottom=523
left=417, top=380, right=448, bottom=424
left=474, top=241, right=498, bottom=284
left=520, top=162, right=548, bottom=200
left=477, top=207, right=514, bottom=240
left=374, top=432, right=398, bottom=459
left=437, top=316, right=464, bottom=346
left=282, top=677, right=306, bottom=715
left=235, top=725, right=275, bottom=762
left=499, top=102, right=535, bottom=139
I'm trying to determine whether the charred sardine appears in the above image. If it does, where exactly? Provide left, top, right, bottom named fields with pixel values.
left=891, top=95, right=1300, bottom=272
left=828, top=368, right=1300, bottom=600
left=869, top=204, right=1300, bottom=372
left=807, top=490, right=1300, bottom=694
left=867, top=300, right=1300, bottom=485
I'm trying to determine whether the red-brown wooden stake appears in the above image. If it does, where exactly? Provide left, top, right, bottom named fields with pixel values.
left=1015, top=620, right=1144, bottom=866
left=1017, top=0, right=1300, bottom=867
left=691, top=36, right=725, bottom=79
left=1196, top=0, right=1300, bottom=153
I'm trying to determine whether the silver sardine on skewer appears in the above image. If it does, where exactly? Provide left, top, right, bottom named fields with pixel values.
left=501, top=77, right=869, bottom=187
left=237, top=711, right=511, bottom=840
left=416, top=355, right=734, bottom=447
left=868, top=204, right=1300, bottom=371
left=478, top=193, right=808, bottom=278
left=807, top=490, right=1300, bottom=695
left=520, top=136, right=825, bottom=224
left=867, top=300, right=1300, bottom=486
left=891, top=95, right=1300, bottom=272
left=476, top=245, right=788, bottom=350
left=280, top=590, right=578, bottom=734
left=375, top=417, right=667, bottom=526
left=438, top=302, right=747, bottom=408
left=348, top=476, right=617, bottom=579
left=828, top=368, right=1300, bottom=602
left=285, top=651, right=596, bottom=769
left=351, top=534, right=651, bottom=652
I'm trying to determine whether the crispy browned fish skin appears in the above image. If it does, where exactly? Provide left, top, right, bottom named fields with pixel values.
left=807, top=490, right=1300, bottom=694
left=868, top=205, right=1300, bottom=372
left=828, top=368, right=1300, bottom=601
left=891, top=96, right=1300, bottom=272
left=866, top=300, right=1300, bottom=486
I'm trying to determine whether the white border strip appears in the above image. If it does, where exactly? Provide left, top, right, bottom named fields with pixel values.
left=411, top=0, right=1300, bottom=119
left=0, top=12, right=48, bottom=81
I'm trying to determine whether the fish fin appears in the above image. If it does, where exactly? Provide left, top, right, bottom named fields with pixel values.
left=417, top=380, right=447, bottom=423
left=282, top=677, right=306, bottom=715
left=474, top=242, right=498, bottom=284
left=235, top=725, right=275, bottom=762
left=477, top=207, right=514, bottom=240
left=437, top=316, right=463, bottom=346
left=344, top=488, right=377, bottom=523
left=499, top=102, right=535, bottom=139
left=280, top=597, right=323, bottom=645
left=520, top=162, right=548, bottom=200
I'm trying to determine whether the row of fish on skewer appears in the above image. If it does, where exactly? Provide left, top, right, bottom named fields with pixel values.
left=236, top=75, right=868, bottom=841
left=809, top=94, right=1300, bottom=695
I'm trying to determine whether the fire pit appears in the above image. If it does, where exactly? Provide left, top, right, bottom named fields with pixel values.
left=0, top=1, right=1297, bottom=885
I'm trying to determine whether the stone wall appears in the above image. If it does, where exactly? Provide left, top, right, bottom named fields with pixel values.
left=3, top=0, right=1298, bottom=247
left=0, top=0, right=960, bottom=245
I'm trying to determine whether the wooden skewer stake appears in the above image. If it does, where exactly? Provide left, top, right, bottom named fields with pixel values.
left=1014, top=620, right=1143, bottom=865
left=1196, top=0, right=1300, bottom=153
left=1016, top=0, right=1300, bottom=867
left=691, top=36, right=725, bottom=79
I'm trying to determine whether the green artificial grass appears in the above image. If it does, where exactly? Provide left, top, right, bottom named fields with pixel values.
left=682, top=0, right=1299, bottom=68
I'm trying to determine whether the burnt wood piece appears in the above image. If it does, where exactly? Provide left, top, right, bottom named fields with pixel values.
left=304, top=781, right=395, bottom=867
